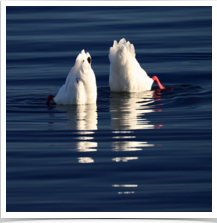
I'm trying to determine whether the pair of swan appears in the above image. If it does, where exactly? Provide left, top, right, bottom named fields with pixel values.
left=47, top=38, right=165, bottom=105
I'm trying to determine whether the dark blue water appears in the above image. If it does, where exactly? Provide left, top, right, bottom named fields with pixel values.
left=6, top=6, right=212, bottom=212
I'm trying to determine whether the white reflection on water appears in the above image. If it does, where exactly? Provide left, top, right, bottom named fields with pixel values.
left=110, top=91, right=155, bottom=130
left=112, top=184, right=138, bottom=187
left=118, top=191, right=135, bottom=194
left=56, top=104, right=98, bottom=131
left=56, top=104, right=98, bottom=161
left=112, top=184, right=138, bottom=195
left=110, top=91, right=163, bottom=194
left=78, top=157, right=94, bottom=163
left=112, top=141, right=154, bottom=151
left=112, top=157, right=138, bottom=162
left=110, top=91, right=162, bottom=152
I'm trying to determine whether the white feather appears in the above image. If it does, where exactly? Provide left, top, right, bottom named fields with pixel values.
left=109, top=38, right=153, bottom=92
left=54, top=50, right=97, bottom=105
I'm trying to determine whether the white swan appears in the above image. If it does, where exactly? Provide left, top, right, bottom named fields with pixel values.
left=47, top=50, right=97, bottom=105
left=109, top=38, right=165, bottom=92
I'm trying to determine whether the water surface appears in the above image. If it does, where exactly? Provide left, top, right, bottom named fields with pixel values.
left=6, top=6, right=212, bottom=212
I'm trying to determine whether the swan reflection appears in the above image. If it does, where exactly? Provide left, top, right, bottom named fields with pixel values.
left=56, top=104, right=98, bottom=162
left=110, top=91, right=162, bottom=150
left=78, top=157, right=94, bottom=163
left=112, top=184, right=138, bottom=194
left=110, top=91, right=156, bottom=130
left=56, top=104, right=97, bottom=131
left=112, top=157, right=138, bottom=162
left=112, top=141, right=154, bottom=152
left=110, top=91, right=163, bottom=194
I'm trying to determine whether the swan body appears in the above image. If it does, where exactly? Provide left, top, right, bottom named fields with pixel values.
left=49, top=50, right=97, bottom=105
left=109, top=38, right=164, bottom=92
